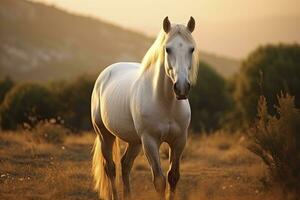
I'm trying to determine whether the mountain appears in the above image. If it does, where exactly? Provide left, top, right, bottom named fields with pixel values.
left=0, top=0, right=240, bottom=81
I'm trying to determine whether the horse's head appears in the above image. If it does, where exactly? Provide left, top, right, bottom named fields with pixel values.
left=163, top=16, right=198, bottom=100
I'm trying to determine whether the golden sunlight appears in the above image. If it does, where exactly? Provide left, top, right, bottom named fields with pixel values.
left=30, top=0, right=300, bottom=58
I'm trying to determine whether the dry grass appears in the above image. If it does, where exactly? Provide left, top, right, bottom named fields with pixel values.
left=0, top=131, right=96, bottom=200
left=31, top=121, right=70, bottom=144
left=0, top=131, right=282, bottom=200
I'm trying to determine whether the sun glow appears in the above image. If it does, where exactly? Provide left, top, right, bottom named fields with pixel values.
left=30, top=0, right=300, bottom=58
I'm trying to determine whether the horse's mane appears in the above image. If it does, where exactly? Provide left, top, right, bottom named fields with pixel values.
left=140, top=24, right=199, bottom=84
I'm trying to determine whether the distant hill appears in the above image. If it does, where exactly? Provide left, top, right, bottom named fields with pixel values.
left=0, top=0, right=240, bottom=81
left=198, top=53, right=240, bottom=78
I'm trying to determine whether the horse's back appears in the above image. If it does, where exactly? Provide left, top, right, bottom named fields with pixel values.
left=91, top=62, right=140, bottom=142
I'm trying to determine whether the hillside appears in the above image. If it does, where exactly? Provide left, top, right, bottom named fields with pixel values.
left=0, top=0, right=240, bottom=81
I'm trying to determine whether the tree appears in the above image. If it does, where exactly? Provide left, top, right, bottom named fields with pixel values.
left=189, top=62, right=232, bottom=132
left=234, top=43, right=300, bottom=123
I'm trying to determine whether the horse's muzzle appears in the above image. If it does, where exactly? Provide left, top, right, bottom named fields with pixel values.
left=173, top=81, right=190, bottom=100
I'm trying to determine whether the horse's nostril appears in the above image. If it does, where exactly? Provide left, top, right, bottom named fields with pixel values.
left=173, top=82, right=178, bottom=92
left=187, top=82, right=191, bottom=91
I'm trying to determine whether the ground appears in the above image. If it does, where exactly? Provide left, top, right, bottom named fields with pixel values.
left=0, top=131, right=279, bottom=200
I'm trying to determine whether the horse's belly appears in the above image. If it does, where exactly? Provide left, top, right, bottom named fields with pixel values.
left=103, top=112, right=138, bottom=142
left=99, top=67, right=140, bottom=143
left=101, top=96, right=139, bottom=142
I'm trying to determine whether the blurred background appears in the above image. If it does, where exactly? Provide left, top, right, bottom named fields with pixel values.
left=0, top=0, right=300, bottom=199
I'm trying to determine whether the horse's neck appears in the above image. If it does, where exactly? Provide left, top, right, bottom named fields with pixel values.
left=148, top=59, right=175, bottom=104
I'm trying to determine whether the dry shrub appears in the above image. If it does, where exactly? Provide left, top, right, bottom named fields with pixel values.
left=32, top=120, right=69, bottom=144
left=248, top=94, right=300, bottom=196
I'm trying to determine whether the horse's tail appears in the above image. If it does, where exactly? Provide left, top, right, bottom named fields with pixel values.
left=92, top=134, right=120, bottom=199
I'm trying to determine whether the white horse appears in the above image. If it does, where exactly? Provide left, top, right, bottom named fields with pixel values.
left=91, top=16, right=199, bottom=200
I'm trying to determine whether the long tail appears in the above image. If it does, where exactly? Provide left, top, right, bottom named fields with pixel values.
left=92, top=135, right=120, bottom=199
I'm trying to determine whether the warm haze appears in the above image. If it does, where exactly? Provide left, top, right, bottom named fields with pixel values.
left=30, top=0, right=300, bottom=58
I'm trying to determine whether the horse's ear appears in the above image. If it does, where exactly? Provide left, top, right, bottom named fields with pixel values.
left=187, top=16, right=195, bottom=33
left=163, top=16, right=171, bottom=33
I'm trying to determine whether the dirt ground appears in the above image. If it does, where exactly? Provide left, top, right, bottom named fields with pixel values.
left=0, top=131, right=280, bottom=200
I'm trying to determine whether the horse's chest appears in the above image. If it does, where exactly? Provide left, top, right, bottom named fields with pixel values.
left=159, top=120, right=182, bottom=140
left=131, top=91, right=191, bottom=140
left=147, top=117, right=184, bottom=142
left=135, top=106, right=188, bottom=140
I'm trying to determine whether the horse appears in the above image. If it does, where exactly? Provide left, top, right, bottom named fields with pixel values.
left=91, top=16, right=199, bottom=200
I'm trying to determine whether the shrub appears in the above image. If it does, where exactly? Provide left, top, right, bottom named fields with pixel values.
left=52, top=75, right=94, bottom=131
left=32, top=120, right=69, bottom=144
left=0, top=83, right=59, bottom=129
left=234, top=44, right=300, bottom=124
left=189, top=62, right=233, bottom=132
left=0, top=75, right=95, bottom=132
left=248, top=93, right=300, bottom=194
left=0, top=76, right=14, bottom=104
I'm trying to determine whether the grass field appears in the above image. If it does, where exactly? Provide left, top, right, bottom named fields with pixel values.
left=0, top=131, right=281, bottom=200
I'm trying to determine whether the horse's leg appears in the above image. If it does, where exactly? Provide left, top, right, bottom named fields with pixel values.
left=167, top=136, right=186, bottom=200
left=141, top=134, right=166, bottom=199
left=96, top=125, right=119, bottom=200
left=121, top=143, right=141, bottom=199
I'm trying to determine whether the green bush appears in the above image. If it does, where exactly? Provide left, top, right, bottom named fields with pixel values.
left=189, top=62, right=232, bottom=132
left=52, top=75, right=94, bottom=131
left=248, top=94, right=300, bottom=194
left=234, top=44, right=300, bottom=124
left=0, top=83, right=59, bottom=129
left=0, top=75, right=95, bottom=132
left=0, top=76, right=14, bottom=104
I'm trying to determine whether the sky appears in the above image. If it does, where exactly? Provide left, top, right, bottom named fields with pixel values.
left=30, top=0, right=300, bottom=59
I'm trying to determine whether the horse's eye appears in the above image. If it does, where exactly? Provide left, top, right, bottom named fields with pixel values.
left=166, top=47, right=171, bottom=54
left=190, top=47, right=194, bottom=53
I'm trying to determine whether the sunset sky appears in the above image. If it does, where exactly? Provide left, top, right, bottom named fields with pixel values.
left=30, top=0, right=300, bottom=58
